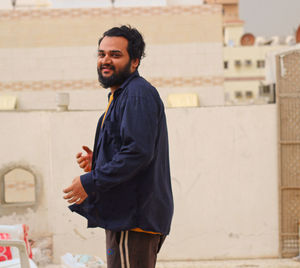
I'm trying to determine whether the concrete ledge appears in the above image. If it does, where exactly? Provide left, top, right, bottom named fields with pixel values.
left=46, top=259, right=300, bottom=268
left=156, top=259, right=300, bottom=268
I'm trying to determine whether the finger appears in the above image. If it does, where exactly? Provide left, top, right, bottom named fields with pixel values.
left=63, top=192, right=74, bottom=199
left=74, top=189, right=87, bottom=200
left=84, top=165, right=91, bottom=172
left=77, top=156, right=89, bottom=164
left=77, top=156, right=85, bottom=164
left=87, top=163, right=92, bottom=172
left=76, top=198, right=84, bottom=205
left=68, top=196, right=80, bottom=204
left=79, top=161, right=88, bottom=169
left=63, top=186, right=73, bottom=193
left=76, top=152, right=82, bottom=159
left=76, top=195, right=88, bottom=204
left=82, top=146, right=92, bottom=154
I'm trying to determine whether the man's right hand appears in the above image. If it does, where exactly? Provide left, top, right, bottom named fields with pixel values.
left=76, top=146, right=93, bottom=172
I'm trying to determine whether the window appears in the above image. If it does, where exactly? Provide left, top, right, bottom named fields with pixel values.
left=3, top=168, right=35, bottom=204
left=234, top=60, right=242, bottom=67
left=0, top=166, right=39, bottom=210
left=262, top=86, right=271, bottom=94
left=245, top=60, right=252, bottom=66
left=224, top=61, right=229, bottom=69
left=235, top=91, right=243, bottom=99
left=245, top=91, right=253, bottom=99
left=257, top=60, right=265, bottom=68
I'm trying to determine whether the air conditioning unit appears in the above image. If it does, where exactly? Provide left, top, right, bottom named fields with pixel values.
left=259, top=83, right=276, bottom=103
left=285, top=35, right=296, bottom=45
left=255, top=36, right=266, bottom=46
left=234, top=60, right=242, bottom=67
left=271, top=36, right=280, bottom=45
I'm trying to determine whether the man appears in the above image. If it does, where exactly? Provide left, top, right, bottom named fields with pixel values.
left=63, top=25, right=173, bottom=268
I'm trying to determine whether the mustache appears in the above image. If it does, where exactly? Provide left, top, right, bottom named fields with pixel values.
left=100, top=64, right=115, bottom=71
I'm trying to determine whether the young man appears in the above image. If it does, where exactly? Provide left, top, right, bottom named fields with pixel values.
left=63, top=25, right=173, bottom=268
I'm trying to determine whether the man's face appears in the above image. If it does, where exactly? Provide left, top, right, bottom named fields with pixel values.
left=97, top=36, right=138, bottom=91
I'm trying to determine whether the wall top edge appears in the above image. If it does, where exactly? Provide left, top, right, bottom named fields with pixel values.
left=278, top=49, right=300, bottom=58
left=0, top=5, right=222, bottom=20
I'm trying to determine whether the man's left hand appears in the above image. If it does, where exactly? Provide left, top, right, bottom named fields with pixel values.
left=63, top=176, right=88, bottom=205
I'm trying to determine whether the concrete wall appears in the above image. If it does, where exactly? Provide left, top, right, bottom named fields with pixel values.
left=0, top=104, right=279, bottom=262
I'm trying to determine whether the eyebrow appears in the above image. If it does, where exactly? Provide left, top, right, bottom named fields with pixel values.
left=98, top=49, right=123, bottom=54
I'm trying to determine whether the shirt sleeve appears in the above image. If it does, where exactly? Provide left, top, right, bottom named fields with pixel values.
left=80, top=93, right=160, bottom=194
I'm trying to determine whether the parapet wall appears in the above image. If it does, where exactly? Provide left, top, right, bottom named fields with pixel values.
left=0, top=104, right=279, bottom=262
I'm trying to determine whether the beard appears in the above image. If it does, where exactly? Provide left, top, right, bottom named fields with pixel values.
left=97, top=60, right=132, bottom=89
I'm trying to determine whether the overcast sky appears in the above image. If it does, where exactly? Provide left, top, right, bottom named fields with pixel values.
left=239, top=0, right=300, bottom=37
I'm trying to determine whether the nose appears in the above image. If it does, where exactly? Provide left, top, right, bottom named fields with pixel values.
left=99, top=54, right=112, bottom=66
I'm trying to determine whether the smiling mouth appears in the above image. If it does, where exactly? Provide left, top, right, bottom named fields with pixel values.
left=102, top=69, right=111, bottom=74
left=101, top=65, right=115, bottom=71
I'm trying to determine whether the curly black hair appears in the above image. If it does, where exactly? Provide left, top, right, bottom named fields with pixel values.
left=98, top=25, right=146, bottom=67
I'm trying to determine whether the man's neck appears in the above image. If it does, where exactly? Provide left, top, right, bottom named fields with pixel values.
left=110, top=85, right=119, bottom=94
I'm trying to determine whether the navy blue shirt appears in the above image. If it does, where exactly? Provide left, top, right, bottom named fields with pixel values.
left=69, top=71, right=174, bottom=235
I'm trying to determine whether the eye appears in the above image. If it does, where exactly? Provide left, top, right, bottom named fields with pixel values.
left=98, top=52, right=105, bottom=58
left=111, top=53, right=121, bottom=58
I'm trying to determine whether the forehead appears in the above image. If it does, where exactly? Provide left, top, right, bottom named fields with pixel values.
left=99, top=36, right=128, bottom=53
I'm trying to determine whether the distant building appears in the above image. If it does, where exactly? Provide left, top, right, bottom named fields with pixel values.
left=205, top=0, right=298, bottom=105
left=204, top=0, right=239, bottom=22
left=204, top=0, right=244, bottom=47
left=224, top=44, right=288, bottom=105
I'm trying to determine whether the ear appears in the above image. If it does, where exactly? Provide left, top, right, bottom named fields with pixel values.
left=130, top=58, right=140, bottom=72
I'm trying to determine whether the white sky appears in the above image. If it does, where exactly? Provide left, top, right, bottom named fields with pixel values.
left=239, top=0, right=300, bottom=37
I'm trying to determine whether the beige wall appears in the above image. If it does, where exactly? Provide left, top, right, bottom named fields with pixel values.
left=0, top=42, right=223, bottom=82
left=0, top=41, right=224, bottom=108
left=224, top=24, right=244, bottom=47
left=0, top=14, right=221, bottom=48
left=0, top=5, right=225, bottom=107
left=0, top=104, right=279, bottom=262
